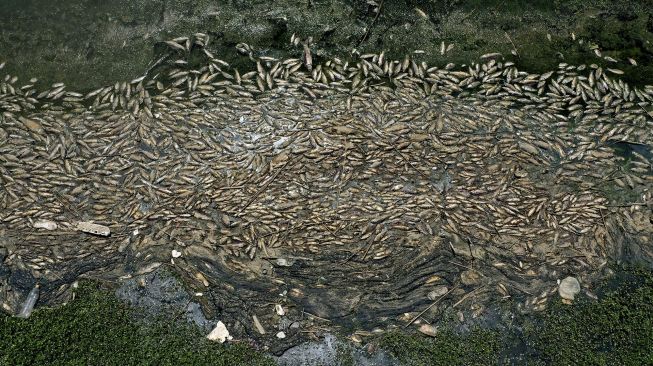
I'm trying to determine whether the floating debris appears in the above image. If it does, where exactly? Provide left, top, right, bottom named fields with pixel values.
left=76, top=222, right=110, bottom=236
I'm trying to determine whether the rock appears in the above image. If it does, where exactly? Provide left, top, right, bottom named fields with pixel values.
left=427, top=285, right=449, bottom=300
left=460, top=269, right=483, bottom=286
left=558, top=276, right=581, bottom=302
left=207, top=321, right=232, bottom=343
left=171, top=250, right=182, bottom=258
left=276, top=331, right=286, bottom=339
left=418, top=324, right=438, bottom=337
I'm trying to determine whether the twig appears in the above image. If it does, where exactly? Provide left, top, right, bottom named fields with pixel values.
left=453, top=286, right=485, bottom=308
left=405, top=284, right=458, bottom=328
left=357, top=0, right=384, bottom=47
left=302, top=310, right=331, bottom=322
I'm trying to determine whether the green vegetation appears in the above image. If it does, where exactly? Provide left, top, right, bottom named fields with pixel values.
left=379, top=327, right=501, bottom=366
left=0, top=281, right=273, bottom=366
left=1, top=0, right=652, bottom=90
left=380, top=265, right=653, bottom=365
left=524, top=265, right=653, bottom=365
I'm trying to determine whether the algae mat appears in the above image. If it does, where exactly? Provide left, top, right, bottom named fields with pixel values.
left=1, top=34, right=652, bottom=353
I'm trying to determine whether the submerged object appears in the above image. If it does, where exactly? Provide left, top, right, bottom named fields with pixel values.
left=76, top=221, right=110, bottom=236
left=17, top=284, right=40, bottom=319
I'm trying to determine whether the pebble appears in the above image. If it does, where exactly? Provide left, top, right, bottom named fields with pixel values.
left=171, top=250, right=182, bottom=258
left=559, top=276, right=581, bottom=302
left=276, top=331, right=286, bottom=339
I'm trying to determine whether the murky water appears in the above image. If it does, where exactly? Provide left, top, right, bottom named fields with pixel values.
left=1, top=0, right=653, bottom=357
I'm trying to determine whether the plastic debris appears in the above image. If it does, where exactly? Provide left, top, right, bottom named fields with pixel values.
left=17, top=284, right=40, bottom=319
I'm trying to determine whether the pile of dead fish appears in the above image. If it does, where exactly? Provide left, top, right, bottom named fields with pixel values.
left=0, top=33, right=652, bottom=324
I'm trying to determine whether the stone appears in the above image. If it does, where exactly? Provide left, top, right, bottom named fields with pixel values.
left=418, top=324, right=438, bottom=337
left=207, top=321, right=232, bottom=343
left=276, top=331, right=286, bottom=339
left=558, top=276, right=581, bottom=302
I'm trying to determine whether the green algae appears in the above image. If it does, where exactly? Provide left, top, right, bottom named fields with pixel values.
left=1, top=0, right=652, bottom=91
left=0, top=281, right=273, bottom=366
left=378, top=265, right=653, bottom=365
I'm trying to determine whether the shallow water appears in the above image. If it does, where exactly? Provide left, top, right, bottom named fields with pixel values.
left=1, top=0, right=653, bottom=358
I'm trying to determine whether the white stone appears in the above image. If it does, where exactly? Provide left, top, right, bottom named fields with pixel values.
left=207, top=321, right=232, bottom=343
left=558, top=276, right=581, bottom=301
left=171, top=249, right=182, bottom=258
left=418, top=324, right=438, bottom=337
left=276, top=331, right=286, bottom=339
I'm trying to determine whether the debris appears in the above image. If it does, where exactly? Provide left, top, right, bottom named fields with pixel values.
left=33, top=220, right=57, bottom=230
left=253, top=315, right=266, bottom=334
left=275, top=304, right=285, bottom=316
left=76, top=221, right=110, bottom=236
left=460, top=270, right=483, bottom=286
left=207, top=321, right=232, bottom=343
left=171, top=250, right=182, bottom=258
left=17, top=284, right=39, bottom=319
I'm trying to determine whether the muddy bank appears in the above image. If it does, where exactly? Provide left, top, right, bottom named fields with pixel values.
left=1, top=0, right=653, bottom=91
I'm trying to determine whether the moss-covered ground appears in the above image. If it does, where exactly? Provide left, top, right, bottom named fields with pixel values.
left=1, top=0, right=652, bottom=90
left=1, top=265, right=651, bottom=365
left=379, top=265, right=653, bottom=366
left=0, top=281, right=274, bottom=366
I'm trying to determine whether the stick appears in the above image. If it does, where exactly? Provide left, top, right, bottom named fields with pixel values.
left=405, top=284, right=458, bottom=328
left=357, top=0, right=384, bottom=47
